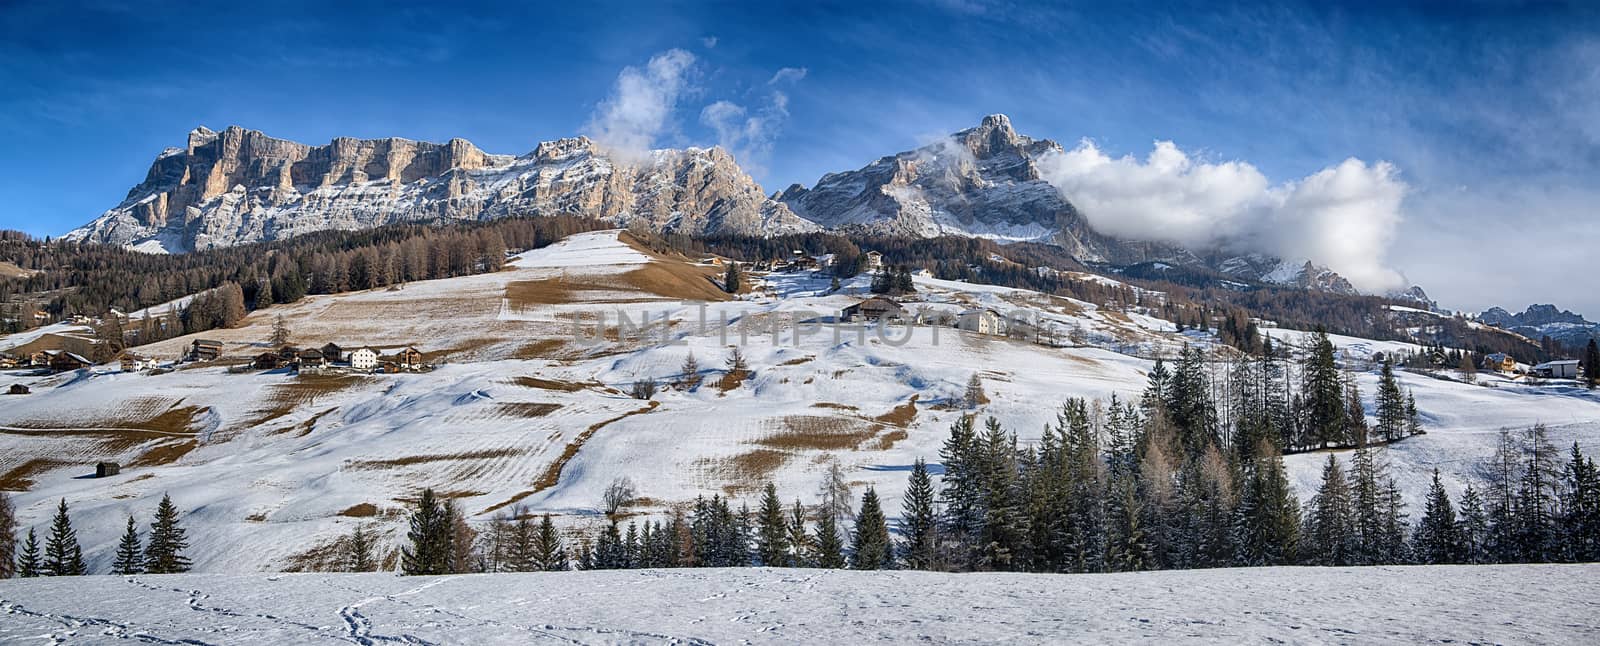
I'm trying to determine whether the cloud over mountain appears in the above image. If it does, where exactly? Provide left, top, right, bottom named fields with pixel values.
left=584, top=49, right=697, bottom=160
left=1037, top=140, right=1408, bottom=292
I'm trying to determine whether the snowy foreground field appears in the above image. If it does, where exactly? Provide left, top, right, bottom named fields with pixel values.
left=2, top=565, right=1598, bottom=644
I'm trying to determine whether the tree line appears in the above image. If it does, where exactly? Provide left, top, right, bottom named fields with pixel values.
left=0, top=493, right=190, bottom=578
left=0, top=216, right=608, bottom=336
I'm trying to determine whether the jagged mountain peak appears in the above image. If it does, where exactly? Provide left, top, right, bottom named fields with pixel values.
left=68, top=126, right=814, bottom=252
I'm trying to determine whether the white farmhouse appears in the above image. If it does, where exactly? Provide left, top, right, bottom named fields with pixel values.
left=1531, top=359, right=1580, bottom=379
left=349, top=347, right=380, bottom=371
left=957, top=308, right=1006, bottom=336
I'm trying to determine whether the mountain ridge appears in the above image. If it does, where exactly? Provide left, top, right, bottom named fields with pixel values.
left=65, top=125, right=816, bottom=252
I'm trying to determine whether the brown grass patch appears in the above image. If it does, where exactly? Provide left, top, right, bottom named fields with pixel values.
left=696, top=449, right=792, bottom=496
left=348, top=447, right=522, bottom=470
left=339, top=503, right=379, bottom=517
left=718, top=370, right=750, bottom=392
left=480, top=401, right=660, bottom=515
left=873, top=395, right=919, bottom=427
left=512, top=339, right=573, bottom=360
left=508, top=376, right=589, bottom=392
left=130, top=439, right=199, bottom=467
left=778, top=356, right=814, bottom=367
left=495, top=402, right=563, bottom=418
left=811, top=402, right=858, bottom=412
left=0, top=458, right=74, bottom=491
left=870, top=428, right=910, bottom=451
left=755, top=416, right=880, bottom=452
left=239, top=377, right=368, bottom=429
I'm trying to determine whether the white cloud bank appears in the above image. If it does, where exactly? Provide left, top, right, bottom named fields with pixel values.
left=584, top=49, right=697, bottom=161
left=1037, top=140, right=1408, bottom=292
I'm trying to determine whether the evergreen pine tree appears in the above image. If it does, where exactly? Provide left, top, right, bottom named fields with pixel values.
left=755, top=483, right=791, bottom=566
left=786, top=501, right=813, bottom=568
left=1347, top=447, right=1385, bottom=565
left=850, top=487, right=893, bottom=570
left=1560, top=443, right=1600, bottom=562
left=1105, top=470, right=1151, bottom=572
left=144, top=494, right=190, bottom=574
left=813, top=512, right=846, bottom=568
left=534, top=514, right=569, bottom=571
left=962, top=373, right=985, bottom=409
left=899, top=458, right=939, bottom=570
left=18, top=528, right=41, bottom=577
left=1306, top=455, right=1355, bottom=566
left=1584, top=339, right=1600, bottom=389
left=347, top=523, right=376, bottom=572
left=1375, top=360, right=1407, bottom=442
left=1457, top=485, right=1491, bottom=564
left=1233, top=440, right=1301, bottom=566
left=43, top=498, right=85, bottom=576
left=402, top=488, right=449, bottom=575
left=1302, top=329, right=1348, bottom=450
left=1414, top=470, right=1460, bottom=564
left=113, top=516, right=143, bottom=575
left=1516, top=424, right=1562, bottom=561
left=723, top=261, right=742, bottom=293
left=938, top=415, right=981, bottom=568
left=1404, top=391, right=1424, bottom=437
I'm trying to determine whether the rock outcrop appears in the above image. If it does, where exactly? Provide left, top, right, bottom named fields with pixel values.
left=776, top=114, right=1163, bottom=263
left=66, top=126, right=815, bottom=252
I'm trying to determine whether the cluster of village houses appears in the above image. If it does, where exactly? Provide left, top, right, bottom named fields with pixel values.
left=1480, top=352, right=1582, bottom=379
left=224, top=341, right=430, bottom=375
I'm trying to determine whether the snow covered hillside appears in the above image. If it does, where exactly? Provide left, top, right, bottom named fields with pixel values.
left=2, top=231, right=1598, bottom=573
left=2, top=565, right=1597, bottom=644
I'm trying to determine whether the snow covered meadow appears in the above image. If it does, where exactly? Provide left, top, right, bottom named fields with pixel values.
left=1, top=231, right=1598, bottom=575
left=3, top=565, right=1598, bottom=644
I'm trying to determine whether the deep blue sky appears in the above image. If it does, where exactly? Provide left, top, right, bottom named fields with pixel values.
left=2, top=1, right=1597, bottom=314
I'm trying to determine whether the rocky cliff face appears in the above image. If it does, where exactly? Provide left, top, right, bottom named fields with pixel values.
left=66, top=126, right=815, bottom=252
left=1478, top=304, right=1599, bottom=348
left=776, top=114, right=1166, bottom=263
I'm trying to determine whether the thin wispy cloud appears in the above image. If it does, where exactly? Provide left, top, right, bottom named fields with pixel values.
left=583, top=49, right=697, bottom=161
left=768, top=67, right=807, bottom=85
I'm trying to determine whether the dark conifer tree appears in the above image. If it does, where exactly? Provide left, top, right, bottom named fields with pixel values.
left=938, top=415, right=981, bottom=568
left=1233, top=441, right=1300, bottom=566
left=18, top=528, right=42, bottom=577
left=1516, top=424, right=1562, bottom=561
left=44, top=498, right=85, bottom=576
left=1584, top=339, right=1600, bottom=389
left=850, top=487, right=893, bottom=570
left=1375, top=360, right=1407, bottom=442
left=402, top=488, right=449, bottom=575
left=723, top=261, right=742, bottom=293
left=113, top=516, right=144, bottom=575
left=1302, top=329, right=1347, bottom=450
left=899, top=458, right=939, bottom=570
left=813, top=512, right=846, bottom=569
left=1457, top=485, right=1491, bottom=564
left=1561, top=443, right=1600, bottom=562
left=1414, top=470, right=1460, bottom=564
left=755, top=483, right=791, bottom=566
left=787, top=501, right=813, bottom=568
left=1306, top=455, right=1355, bottom=566
left=347, top=523, right=376, bottom=572
left=534, top=514, right=569, bottom=571
left=144, top=494, right=190, bottom=574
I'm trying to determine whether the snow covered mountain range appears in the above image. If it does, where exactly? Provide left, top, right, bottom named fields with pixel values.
left=64, top=126, right=815, bottom=253
left=1478, top=304, right=1600, bottom=348
left=65, top=115, right=1422, bottom=300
